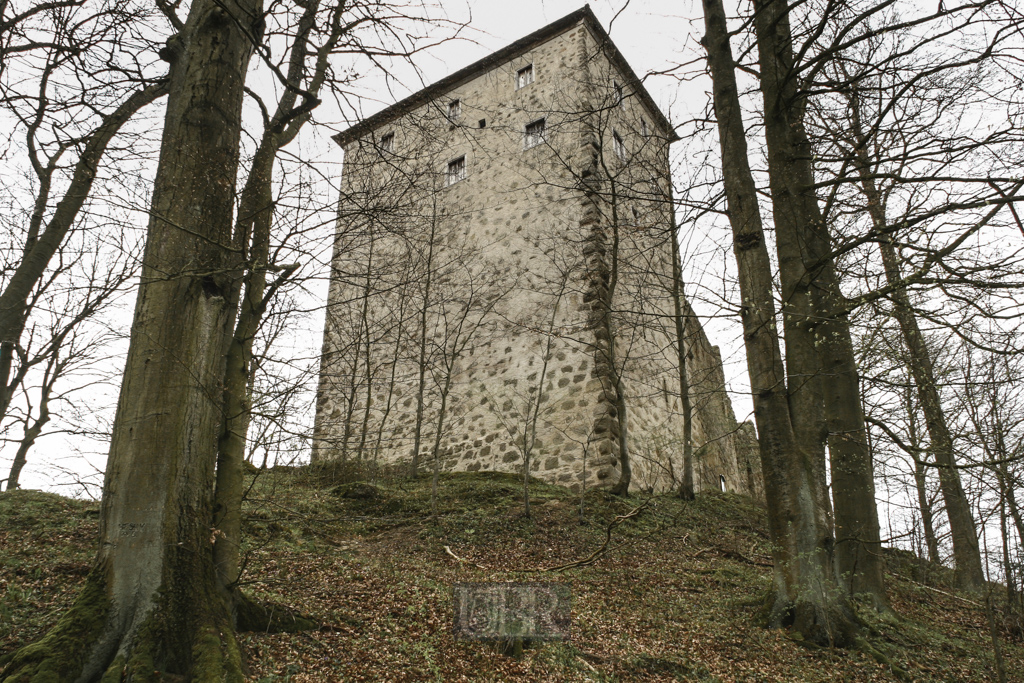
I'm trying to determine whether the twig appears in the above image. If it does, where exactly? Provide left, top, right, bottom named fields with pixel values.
left=905, top=578, right=981, bottom=606
left=526, top=499, right=651, bottom=573
left=444, top=545, right=488, bottom=570
left=577, top=655, right=599, bottom=674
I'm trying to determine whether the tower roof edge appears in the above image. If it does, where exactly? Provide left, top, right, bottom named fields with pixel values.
left=333, top=5, right=678, bottom=149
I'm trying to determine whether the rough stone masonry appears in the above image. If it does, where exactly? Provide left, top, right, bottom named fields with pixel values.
left=313, top=7, right=761, bottom=496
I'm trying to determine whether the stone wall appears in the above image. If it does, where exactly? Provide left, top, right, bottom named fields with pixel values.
left=313, top=18, right=761, bottom=495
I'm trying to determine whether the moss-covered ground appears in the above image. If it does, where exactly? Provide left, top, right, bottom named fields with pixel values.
left=2, top=466, right=1021, bottom=681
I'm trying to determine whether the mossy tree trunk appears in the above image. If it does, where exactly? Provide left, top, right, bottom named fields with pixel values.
left=701, top=0, right=860, bottom=645
left=0, top=0, right=260, bottom=679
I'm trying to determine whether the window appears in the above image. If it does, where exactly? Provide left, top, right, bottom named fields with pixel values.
left=641, top=118, right=648, bottom=137
left=613, top=80, right=624, bottom=107
left=524, top=118, right=546, bottom=149
left=631, top=206, right=640, bottom=224
left=380, top=132, right=394, bottom=153
left=446, top=155, right=466, bottom=186
left=479, top=118, right=487, bottom=128
left=516, top=64, right=534, bottom=89
left=612, top=130, right=626, bottom=160
left=447, top=99, right=461, bottom=121
left=719, top=475, right=727, bottom=493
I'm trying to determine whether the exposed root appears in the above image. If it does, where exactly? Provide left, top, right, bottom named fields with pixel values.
left=760, top=591, right=861, bottom=649
left=0, top=569, right=110, bottom=683
left=234, top=592, right=316, bottom=633
left=856, top=638, right=912, bottom=682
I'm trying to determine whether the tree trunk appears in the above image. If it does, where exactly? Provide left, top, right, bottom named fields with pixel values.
left=0, top=1, right=259, bottom=679
left=410, top=215, right=438, bottom=478
left=701, top=0, right=859, bottom=645
left=670, top=221, right=695, bottom=500
left=845, top=91, right=984, bottom=590
left=752, top=0, right=887, bottom=608
left=604, top=196, right=631, bottom=496
left=4, top=383, right=50, bottom=491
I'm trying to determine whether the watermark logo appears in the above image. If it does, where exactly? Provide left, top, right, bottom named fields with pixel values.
left=452, top=582, right=570, bottom=641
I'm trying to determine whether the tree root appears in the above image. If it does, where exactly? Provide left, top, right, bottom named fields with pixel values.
left=234, top=593, right=316, bottom=633
left=856, top=638, right=912, bottom=682
left=0, top=570, right=110, bottom=683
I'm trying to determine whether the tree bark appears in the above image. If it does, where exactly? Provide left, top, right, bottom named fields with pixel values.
left=752, top=0, right=887, bottom=607
left=701, top=0, right=859, bottom=645
left=1, top=0, right=260, bottom=679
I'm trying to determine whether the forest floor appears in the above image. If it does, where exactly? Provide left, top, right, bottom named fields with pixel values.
left=1, top=464, right=1021, bottom=682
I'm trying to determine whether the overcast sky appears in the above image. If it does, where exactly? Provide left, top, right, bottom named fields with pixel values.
left=8, top=0, right=754, bottom=493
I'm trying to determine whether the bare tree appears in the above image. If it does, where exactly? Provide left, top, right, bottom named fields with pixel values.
left=0, top=0, right=167, bottom=425
left=700, top=0, right=863, bottom=644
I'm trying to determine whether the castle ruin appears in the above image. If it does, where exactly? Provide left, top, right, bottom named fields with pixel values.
left=313, top=7, right=760, bottom=495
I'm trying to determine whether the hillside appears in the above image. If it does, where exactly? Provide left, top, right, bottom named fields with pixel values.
left=1, top=467, right=1020, bottom=682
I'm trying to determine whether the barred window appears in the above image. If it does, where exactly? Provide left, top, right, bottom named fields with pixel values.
left=524, top=118, right=546, bottom=149
left=446, top=155, right=466, bottom=186
left=516, top=64, right=534, bottom=89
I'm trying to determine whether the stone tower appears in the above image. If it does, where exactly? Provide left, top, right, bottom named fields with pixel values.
left=313, top=6, right=760, bottom=495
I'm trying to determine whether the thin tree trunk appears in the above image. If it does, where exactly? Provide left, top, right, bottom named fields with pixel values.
left=671, top=226, right=695, bottom=500
left=846, top=89, right=984, bottom=589
left=356, top=236, right=376, bottom=460
left=212, top=0, right=335, bottom=620
left=4, top=380, right=50, bottom=491
left=903, top=386, right=941, bottom=563
left=701, top=0, right=858, bottom=645
left=753, top=0, right=887, bottom=607
left=410, top=214, right=438, bottom=477
left=605, top=194, right=631, bottom=496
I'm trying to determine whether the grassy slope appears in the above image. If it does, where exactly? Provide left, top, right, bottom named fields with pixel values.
left=1, top=468, right=1020, bottom=682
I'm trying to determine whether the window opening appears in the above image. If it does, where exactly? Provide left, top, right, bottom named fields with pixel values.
left=448, top=99, right=461, bottom=120
left=524, top=118, right=546, bottom=149
left=719, top=475, right=727, bottom=492
left=479, top=119, right=486, bottom=128
left=516, top=64, right=534, bottom=89
left=613, top=80, right=624, bottom=107
left=380, top=132, right=394, bottom=153
left=641, top=118, right=649, bottom=137
left=613, top=130, right=626, bottom=160
left=446, top=155, right=466, bottom=186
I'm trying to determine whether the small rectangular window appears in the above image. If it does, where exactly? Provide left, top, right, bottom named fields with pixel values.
left=516, top=64, right=534, bottom=89
left=524, top=118, right=546, bottom=149
left=641, top=119, right=648, bottom=137
left=613, top=80, right=624, bottom=107
left=448, top=99, right=461, bottom=121
left=446, top=155, right=466, bottom=186
left=380, top=132, right=394, bottom=153
left=613, top=130, right=626, bottom=161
